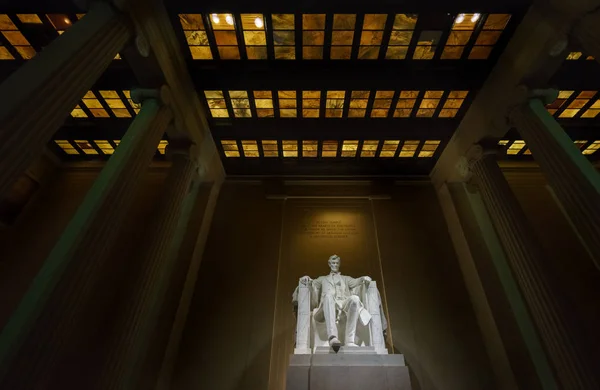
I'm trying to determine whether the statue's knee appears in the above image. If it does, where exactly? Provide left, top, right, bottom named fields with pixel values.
left=349, top=295, right=360, bottom=305
left=324, top=292, right=335, bottom=300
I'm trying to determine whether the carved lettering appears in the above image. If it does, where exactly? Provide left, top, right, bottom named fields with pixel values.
left=300, top=219, right=359, bottom=239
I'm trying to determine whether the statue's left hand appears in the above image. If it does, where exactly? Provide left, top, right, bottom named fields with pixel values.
left=363, top=276, right=372, bottom=283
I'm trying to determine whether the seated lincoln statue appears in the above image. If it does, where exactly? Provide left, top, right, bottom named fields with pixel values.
left=293, top=254, right=387, bottom=352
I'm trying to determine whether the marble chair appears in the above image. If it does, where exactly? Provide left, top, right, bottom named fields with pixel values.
left=293, top=280, right=388, bottom=354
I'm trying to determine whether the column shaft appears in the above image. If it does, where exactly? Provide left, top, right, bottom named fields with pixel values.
left=0, top=1, right=131, bottom=198
left=510, top=98, right=600, bottom=267
left=471, top=152, right=598, bottom=389
left=0, top=99, right=172, bottom=389
left=99, top=147, right=197, bottom=389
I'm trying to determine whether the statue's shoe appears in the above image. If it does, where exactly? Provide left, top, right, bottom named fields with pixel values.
left=345, top=343, right=359, bottom=347
left=329, top=337, right=341, bottom=348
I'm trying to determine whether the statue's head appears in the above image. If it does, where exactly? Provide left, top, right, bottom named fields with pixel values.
left=328, top=254, right=341, bottom=273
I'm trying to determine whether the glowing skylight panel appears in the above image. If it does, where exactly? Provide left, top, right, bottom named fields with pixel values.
left=221, top=140, right=240, bottom=157
left=359, top=14, right=387, bottom=59
left=241, top=14, right=267, bottom=59
left=55, top=140, right=78, bottom=155
left=394, top=91, right=418, bottom=117
left=204, top=91, right=229, bottom=118
left=386, top=14, right=417, bottom=59
left=349, top=91, right=370, bottom=117
left=0, top=14, right=35, bottom=59
left=380, top=140, right=400, bottom=157
left=74, top=140, right=98, bottom=155
left=157, top=140, right=168, bottom=155
left=303, top=140, right=318, bottom=157
left=559, top=91, right=596, bottom=118
left=546, top=90, right=573, bottom=115
left=99, top=90, right=130, bottom=118
left=582, top=141, right=600, bottom=155
left=262, top=140, right=279, bottom=157
left=322, top=140, right=338, bottom=157
left=439, top=91, right=468, bottom=117
left=413, top=30, right=441, bottom=60
left=469, top=14, right=511, bottom=59
left=302, top=91, right=321, bottom=117
left=179, top=14, right=212, bottom=59
left=326, top=91, right=345, bottom=117
left=417, top=91, right=443, bottom=117
left=371, top=91, right=394, bottom=117
left=506, top=140, right=525, bottom=155
left=341, top=140, right=359, bottom=157
left=442, top=14, right=477, bottom=59
left=210, top=13, right=240, bottom=59
left=360, top=140, right=379, bottom=157
left=241, top=140, right=259, bottom=157
left=272, top=14, right=295, bottom=59
left=254, top=91, right=274, bottom=117
left=282, top=140, right=298, bottom=157
left=399, top=140, right=419, bottom=157
left=331, top=14, right=356, bottom=59
left=230, top=91, right=252, bottom=117
left=278, top=91, right=297, bottom=117
left=418, top=140, right=440, bottom=157
left=303, top=14, right=325, bottom=59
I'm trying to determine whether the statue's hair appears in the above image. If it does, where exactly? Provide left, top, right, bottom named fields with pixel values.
left=328, top=254, right=341, bottom=263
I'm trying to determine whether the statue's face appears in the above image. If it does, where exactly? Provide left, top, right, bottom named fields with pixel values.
left=328, top=258, right=340, bottom=273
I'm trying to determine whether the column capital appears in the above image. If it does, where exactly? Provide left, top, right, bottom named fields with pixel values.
left=165, top=137, right=194, bottom=159
left=131, top=85, right=172, bottom=105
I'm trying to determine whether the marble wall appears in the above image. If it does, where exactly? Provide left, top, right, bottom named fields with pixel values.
left=174, top=182, right=498, bottom=390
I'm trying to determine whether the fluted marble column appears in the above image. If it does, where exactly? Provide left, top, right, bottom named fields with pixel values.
left=509, top=89, right=600, bottom=268
left=0, top=1, right=132, bottom=199
left=467, top=144, right=598, bottom=390
left=97, top=138, right=199, bottom=389
left=0, top=89, right=173, bottom=389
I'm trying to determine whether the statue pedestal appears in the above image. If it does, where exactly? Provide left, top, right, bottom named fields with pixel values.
left=286, top=349, right=412, bottom=390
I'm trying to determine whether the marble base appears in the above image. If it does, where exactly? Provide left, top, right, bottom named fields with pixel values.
left=286, top=353, right=411, bottom=390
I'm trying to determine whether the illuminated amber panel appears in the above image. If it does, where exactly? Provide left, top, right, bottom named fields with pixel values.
left=272, top=14, right=295, bottom=59
left=70, top=104, right=87, bottom=118
left=559, top=91, right=596, bottom=118
left=416, top=91, right=443, bottom=117
left=262, top=140, right=279, bottom=157
left=497, top=140, right=509, bottom=146
left=241, top=140, right=259, bottom=157
left=386, top=14, right=417, bottom=59
left=394, top=90, right=418, bottom=117
left=359, top=14, right=387, bottom=59
left=157, top=140, right=168, bottom=155
left=545, top=90, right=573, bottom=115
left=371, top=91, right=393, bottom=117
left=279, top=90, right=297, bottom=117
left=506, top=140, right=525, bottom=155
left=74, top=140, right=98, bottom=155
left=398, top=140, right=419, bottom=157
left=55, top=140, right=78, bottom=155
left=81, top=91, right=108, bottom=118
left=380, top=140, right=400, bottom=157
left=574, top=140, right=588, bottom=150
left=303, top=140, right=318, bottom=157
left=0, top=15, right=35, bottom=60
left=583, top=141, right=600, bottom=155
left=566, top=52, right=582, bottom=60
left=441, top=14, right=477, bottom=59
left=418, top=140, right=440, bottom=157
left=282, top=140, right=298, bottom=157
left=341, top=140, right=359, bottom=157
left=413, top=30, right=441, bottom=60
left=331, top=14, right=356, bottom=59
left=254, top=91, right=274, bottom=117
left=322, top=140, right=338, bottom=157
left=582, top=99, right=600, bottom=118
left=439, top=90, right=468, bottom=117
left=99, top=90, right=131, bottom=118
left=93, top=140, right=115, bottom=155
left=468, top=14, right=511, bottom=60
left=123, top=90, right=141, bottom=114
left=303, top=91, right=321, bottom=117
left=0, top=46, right=13, bottom=59
left=179, top=14, right=212, bottom=60
left=230, top=90, right=252, bottom=117
left=303, top=14, right=325, bottom=59
left=210, top=13, right=239, bottom=59
left=241, top=14, right=267, bottom=59
left=204, top=91, right=229, bottom=118
left=326, top=91, right=345, bottom=117
left=17, top=14, right=42, bottom=24
left=360, top=140, right=379, bottom=157
left=221, top=140, right=240, bottom=157
left=349, top=91, right=370, bottom=117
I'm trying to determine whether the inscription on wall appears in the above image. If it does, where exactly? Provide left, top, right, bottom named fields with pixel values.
left=300, top=219, right=359, bottom=239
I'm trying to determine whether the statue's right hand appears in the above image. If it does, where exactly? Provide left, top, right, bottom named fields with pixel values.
left=299, top=276, right=312, bottom=285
